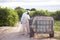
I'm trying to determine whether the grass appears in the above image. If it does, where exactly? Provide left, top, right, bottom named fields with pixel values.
left=54, top=20, right=60, bottom=31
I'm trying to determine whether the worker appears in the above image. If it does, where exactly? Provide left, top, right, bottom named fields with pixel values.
left=21, top=10, right=30, bottom=37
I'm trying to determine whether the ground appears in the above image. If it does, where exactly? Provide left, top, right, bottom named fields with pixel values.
left=0, top=22, right=60, bottom=40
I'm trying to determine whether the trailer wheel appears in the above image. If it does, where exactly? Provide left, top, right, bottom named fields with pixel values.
left=49, top=31, right=54, bottom=37
left=30, top=27, right=34, bottom=37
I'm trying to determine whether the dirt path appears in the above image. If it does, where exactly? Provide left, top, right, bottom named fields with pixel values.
left=0, top=22, right=60, bottom=40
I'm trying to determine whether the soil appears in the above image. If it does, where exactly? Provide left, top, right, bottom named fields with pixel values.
left=0, top=22, right=60, bottom=40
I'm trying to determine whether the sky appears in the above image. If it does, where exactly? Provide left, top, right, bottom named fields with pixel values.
left=0, top=0, right=60, bottom=11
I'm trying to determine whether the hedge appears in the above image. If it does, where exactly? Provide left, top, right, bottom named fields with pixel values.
left=0, top=8, right=19, bottom=26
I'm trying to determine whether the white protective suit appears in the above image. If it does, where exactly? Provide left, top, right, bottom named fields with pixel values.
left=21, top=12, right=30, bottom=35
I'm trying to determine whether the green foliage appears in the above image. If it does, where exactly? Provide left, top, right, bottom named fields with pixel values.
left=30, top=8, right=36, bottom=11
left=50, top=11, right=60, bottom=20
left=29, top=11, right=35, bottom=17
left=50, top=12, right=57, bottom=20
left=54, top=20, right=60, bottom=31
left=14, top=7, right=60, bottom=20
left=0, top=7, right=19, bottom=26
left=55, top=11, right=60, bottom=20
left=29, top=10, right=46, bottom=17
left=43, top=10, right=51, bottom=16
left=26, top=9, right=30, bottom=11
left=15, top=7, right=26, bottom=20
